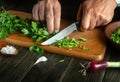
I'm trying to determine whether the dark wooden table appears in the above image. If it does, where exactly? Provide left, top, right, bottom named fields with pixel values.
left=0, top=40, right=120, bottom=82
left=0, top=0, right=120, bottom=82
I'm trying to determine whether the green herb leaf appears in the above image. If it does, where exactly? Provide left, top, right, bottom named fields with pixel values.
left=111, top=27, right=120, bottom=44
left=29, top=45, right=44, bottom=54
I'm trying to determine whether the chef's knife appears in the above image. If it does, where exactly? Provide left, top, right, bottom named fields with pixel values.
left=41, top=21, right=79, bottom=45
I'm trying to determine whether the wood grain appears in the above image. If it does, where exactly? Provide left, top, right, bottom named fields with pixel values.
left=4, top=10, right=107, bottom=61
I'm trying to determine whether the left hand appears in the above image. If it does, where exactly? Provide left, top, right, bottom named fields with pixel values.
left=32, top=0, right=61, bottom=34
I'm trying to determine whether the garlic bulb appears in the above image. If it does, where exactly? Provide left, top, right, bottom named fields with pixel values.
left=1, top=45, right=17, bottom=55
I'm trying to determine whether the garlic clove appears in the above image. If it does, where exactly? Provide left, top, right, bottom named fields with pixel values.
left=0, top=45, right=18, bottom=56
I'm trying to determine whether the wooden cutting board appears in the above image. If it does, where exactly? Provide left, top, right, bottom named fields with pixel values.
left=4, top=10, right=106, bottom=61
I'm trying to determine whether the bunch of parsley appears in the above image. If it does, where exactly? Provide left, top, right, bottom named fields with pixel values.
left=0, top=10, right=22, bottom=38
left=0, top=10, right=56, bottom=42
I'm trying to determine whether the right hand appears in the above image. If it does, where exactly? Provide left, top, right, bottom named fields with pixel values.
left=32, top=0, right=61, bottom=34
left=77, top=0, right=117, bottom=31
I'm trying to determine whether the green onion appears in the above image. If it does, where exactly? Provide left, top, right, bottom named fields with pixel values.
left=78, top=45, right=89, bottom=51
left=59, top=59, right=64, bottom=62
left=79, top=37, right=87, bottom=42
left=52, top=37, right=89, bottom=51
left=52, top=37, right=79, bottom=48
left=89, top=61, right=120, bottom=72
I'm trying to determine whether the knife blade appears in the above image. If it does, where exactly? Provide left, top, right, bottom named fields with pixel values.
left=41, top=21, right=79, bottom=45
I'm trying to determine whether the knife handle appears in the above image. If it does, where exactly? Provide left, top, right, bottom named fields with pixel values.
left=75, top=20, right=80, bottom=30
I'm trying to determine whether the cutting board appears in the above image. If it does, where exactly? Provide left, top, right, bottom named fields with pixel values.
left=4, top=10, right=106, bottom=61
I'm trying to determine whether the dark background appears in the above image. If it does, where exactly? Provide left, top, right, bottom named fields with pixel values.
left=0, top=0, right=83, bottom=20
left=0, top=0, right=120, bottom=21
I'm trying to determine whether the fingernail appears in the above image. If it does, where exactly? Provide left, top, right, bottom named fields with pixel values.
left=48, top=31, right=53, bottom=34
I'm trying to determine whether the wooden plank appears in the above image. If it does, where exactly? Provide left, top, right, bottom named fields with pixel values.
left=22, top=52, right=72, bottom=82
left=103, top=45, right=120, bottom=82
left=59, top=59, right=104, bottom=82
left=0, top=46, right=38, bottom=82
left=4, top=10, right=107, bottom=61
left=22, top=44, right=111, bottom=82
left=60, top=45, right=111, bottom=82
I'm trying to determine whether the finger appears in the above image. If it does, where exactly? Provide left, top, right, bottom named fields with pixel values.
left=76, top=5, right=82, bottom=20
left=54, top=2, right=61, bottom=31
left=32, top=3, right=39, bottom=21
left=96, top=15, right=108, bottom=26
left=38, top=2, right=45, bottom=21
left=102, top=17, right=111, bottom=25
left=80, top=10, right=91, bottom=31
left=88, top=12, right=97, bottom=30
left=46, top=4, right=54, bottom=34
left=89, top=18, right=96, bottom=30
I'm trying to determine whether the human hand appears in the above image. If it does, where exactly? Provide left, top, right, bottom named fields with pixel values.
left=32, top=0, right=61, bottom=34
left=77, top=0, right=117, bottom=31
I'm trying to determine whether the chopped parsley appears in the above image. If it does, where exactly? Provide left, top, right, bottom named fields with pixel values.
left=111, top=27, right=120, bottom=44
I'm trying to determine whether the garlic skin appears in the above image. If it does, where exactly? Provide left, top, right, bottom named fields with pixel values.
left=34, top=56, right=47, bottom=65
left=1, top=45, right=17, bottom=55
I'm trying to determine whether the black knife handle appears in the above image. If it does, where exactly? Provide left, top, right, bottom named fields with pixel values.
left=75, top=20, right=80, bottom=30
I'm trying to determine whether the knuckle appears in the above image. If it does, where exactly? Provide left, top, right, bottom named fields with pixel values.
left=83, top=3, right=92, bottom=12
left=55, top=2, right=61, bottom=8
left=85, top=7, right=93, bottom=13
left=33, top=4, right=38, bottom=9
left=46, top=14, right=53, bottom=19
left=99, top=15, right=111, bottom=25
left=103, top=18, right=111, bottom=25
left=46, top=2, right=51, bottom=8
left=102, top=16, right=111, bottom=24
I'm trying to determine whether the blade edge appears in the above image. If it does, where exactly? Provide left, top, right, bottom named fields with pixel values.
left=41, top=22, right=77, bottom=45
